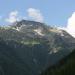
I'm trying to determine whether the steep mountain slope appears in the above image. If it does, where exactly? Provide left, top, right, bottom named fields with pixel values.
left=41, top=49, right=75, bottom=75
left=0, top=39, right=49, bottom=75
left=0, top=20, right=75, bottom=75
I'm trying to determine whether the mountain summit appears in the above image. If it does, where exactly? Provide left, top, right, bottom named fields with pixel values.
left=0, top=20, right=75, bottom=75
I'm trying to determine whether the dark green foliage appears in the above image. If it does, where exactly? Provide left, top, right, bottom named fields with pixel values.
left=41, top=50, right=75, bottom=75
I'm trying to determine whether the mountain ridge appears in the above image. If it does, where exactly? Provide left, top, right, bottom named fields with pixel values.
left=0, top=20, right=75, bottom=75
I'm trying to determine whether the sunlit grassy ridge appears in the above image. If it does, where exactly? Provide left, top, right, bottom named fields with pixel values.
left=21, top=40, right=40, bottom=45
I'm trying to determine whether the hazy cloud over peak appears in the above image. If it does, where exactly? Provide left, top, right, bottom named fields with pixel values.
left=27, top=8, right=44, bottom=22
left=4, top=8, right=44, bottom=24
left=5, top=11, right=20, bottom=23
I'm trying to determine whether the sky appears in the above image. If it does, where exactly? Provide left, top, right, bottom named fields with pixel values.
left=0, top=0, right=75, bottom=37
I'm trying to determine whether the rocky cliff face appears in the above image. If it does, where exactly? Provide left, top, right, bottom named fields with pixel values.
left=0, top=20, right=75, bottom=75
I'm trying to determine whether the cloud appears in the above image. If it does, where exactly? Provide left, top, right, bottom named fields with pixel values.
left=58, top=12, right=75, bottom=38
left=65, top=12, right=75, bottom=38
left=27, top=8, right=44, bottom=22
left=5, top=8, right=44, bottom=23
left=5, top=11, right=20, bottom=23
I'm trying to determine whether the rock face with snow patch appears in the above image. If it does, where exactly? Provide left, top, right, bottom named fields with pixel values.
left=0, top=20, right=75, bottom=75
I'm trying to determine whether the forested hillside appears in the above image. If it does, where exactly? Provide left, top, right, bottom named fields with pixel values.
left=0, top=20, right=75, bottom=75
left=41, top=49, right=75, bottom=75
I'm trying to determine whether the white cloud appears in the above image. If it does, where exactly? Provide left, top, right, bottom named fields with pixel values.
left=27, top=8, right=44, bottom=22
left=65, top=12, right=75, bottom=38
left=5, top=11, right=20, bottom=23
left=58, top=12, right=75, bottom=38
left=5, top=8, right=44, bottom=23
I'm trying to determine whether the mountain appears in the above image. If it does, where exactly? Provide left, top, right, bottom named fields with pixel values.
left=0, top=20, right=75, bottom=75
left=41, top=49, right=75, bottom=75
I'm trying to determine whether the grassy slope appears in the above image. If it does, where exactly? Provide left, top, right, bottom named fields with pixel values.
left=41, top=49, right=75, bottom=75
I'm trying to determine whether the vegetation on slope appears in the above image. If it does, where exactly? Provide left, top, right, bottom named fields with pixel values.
left=0, top=37, right=50, bottom=75
left=0, top=20, right=75, bottom=75
left=41, top=49, right=75, bottom=75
